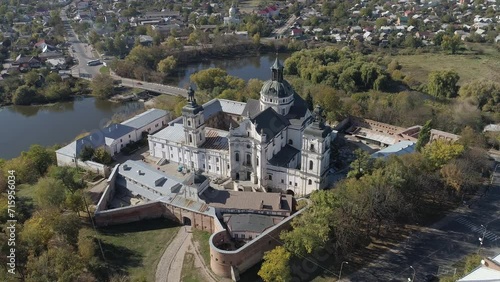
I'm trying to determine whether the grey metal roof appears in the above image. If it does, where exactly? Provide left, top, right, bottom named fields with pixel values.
left=260, top=79, right=295, bottom=98
left=285, top=93, right=310, bottom=122
left=269, top=145, right=300, bottom=167
left=304, top=121, right=332, bottom=138
left=371, top=141, right=415, bottom=159
left=202, top=99, right=247, bottom=120
left=225, top=213, right=282, bottom=233
left=121, top=108, right=167, bottom=129
left=118, top=160, right=184, bottom=196
left=271, top=58, right=284, bottom=70
left=241, top=99, right=260, bottom=118
left=202, top=99, right=223, bottom=120
left=56, top=123, right=135, bottom=157
left=251, top=107, right=290, bottom=140
left=152, top=123, right=185, bottom=143
left=218, top=99, right=246, bottom=115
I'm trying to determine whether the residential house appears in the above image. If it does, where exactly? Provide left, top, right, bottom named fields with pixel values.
left=13, top=55, right=41, bottom=69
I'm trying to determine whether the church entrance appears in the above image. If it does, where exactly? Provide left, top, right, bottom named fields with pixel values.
left=183, top=217, right=192, bottom=226
left=286, top=190, right=295, bottom=197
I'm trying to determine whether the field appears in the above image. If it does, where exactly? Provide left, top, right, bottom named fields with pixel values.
left=95, top=218, right=181, bottom=281
left=192, top=229, right=212, bottom=266
left=395, top=44, right=500, bottom=85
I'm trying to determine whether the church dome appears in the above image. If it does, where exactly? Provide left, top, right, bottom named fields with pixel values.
left=260, top=79, right=294, bottom=98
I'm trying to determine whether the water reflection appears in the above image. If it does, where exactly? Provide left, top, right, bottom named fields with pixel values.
left=0, top=97, right=143, bottom=159
left=1, top=53, right=290, bottom=159
left=174, top=53, right=291, bottom=88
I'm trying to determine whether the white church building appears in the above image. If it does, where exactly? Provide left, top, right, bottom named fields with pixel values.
left=148, top=59, right=336, bottom=196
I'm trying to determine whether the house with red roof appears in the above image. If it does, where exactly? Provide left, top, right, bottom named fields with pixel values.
left=258, top=5, right=280, bottom=18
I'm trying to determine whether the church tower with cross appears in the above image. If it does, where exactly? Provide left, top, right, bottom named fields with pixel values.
left=182, top=87, right=206, bottom=147
left=259, top=57, right=296, bottom=116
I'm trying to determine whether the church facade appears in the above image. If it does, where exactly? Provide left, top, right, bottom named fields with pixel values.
left=148, top=59, right=336, bottom=196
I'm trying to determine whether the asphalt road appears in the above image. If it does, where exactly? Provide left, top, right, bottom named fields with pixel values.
left=346, top=164, right=500, bottom=281
left=60, top=4, right=187, bottom=98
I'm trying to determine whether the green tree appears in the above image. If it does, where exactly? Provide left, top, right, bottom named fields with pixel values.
left=34, top=177, right=66, bottom=209
left=13, top=85, right=36, bottom=105
left=24, top=71, right=40, bottom=86
left=187, top=30, right=200, bottom=45
left=65, top=190, right=86, bottom=213
left=347, top=149, right=373, bottom=179
left=423, top=139, right=465, bottom=169
left=427, top=70, right=460, bottom=98
left=47, top=166, right=84, bottom=192
left=21, top=145, right=56, bottom=176
left=91, top=74, right=115, bottom=99
left=458, top=79, right=500, bottom=112
left=416, top=119, right=432, bottom=151
left=165, top=36, right=182, bottom=50
left=93, top=147, right=112, bottom=165
left=190, top=68, right=228, bottom=91
left=441, top=34, right=461, bottom=54
left=258, top=246, right=292, bottom=282
left=157, top=56, right=177, bottom=74
left=79, top=146, right=95, bottom=161
left=375, top=18, right=388, bottom=29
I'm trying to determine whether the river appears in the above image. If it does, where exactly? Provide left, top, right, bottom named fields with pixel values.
left=0, top=53, right=291, bottom=159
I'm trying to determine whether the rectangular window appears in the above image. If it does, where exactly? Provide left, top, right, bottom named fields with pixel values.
left=295, top=182, right=297, bottom=186
left=268, top=175, right=272, bottom=180
left=281, top=179, right=284, bottom=184
left=216, top=158, right=219, bottom=163
left=217, top=167, right=219, bottom=171
left=289, top=181, right=292, bottom=185
left=203, top=164, right=206, bottom=169
left=209, top=165, right=211, bottom=170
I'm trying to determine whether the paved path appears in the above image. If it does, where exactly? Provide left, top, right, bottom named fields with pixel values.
left=156, top=227, right=189, bottom=282
left=346, top=164, right=500, bottom=281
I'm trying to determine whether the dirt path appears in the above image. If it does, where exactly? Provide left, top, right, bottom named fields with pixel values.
left=155, top=226, right=220, bottom=282
left=155, top=227, right=188, bottom=282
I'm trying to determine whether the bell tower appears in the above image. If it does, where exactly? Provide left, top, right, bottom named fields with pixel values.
left=182, top=87, right=205, bottom=147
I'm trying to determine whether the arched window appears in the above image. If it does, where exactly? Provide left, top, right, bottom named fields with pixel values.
left=246, top=154, right=251, bottom=165
left=189, top=134, right=193, bottom=143
left=310, top=144, right=315, bottom=151
left=187, top=120, right=191, bottom=126
left=309, top=160, right=313, bottom=170
left=308, top=179, right=312, bottom=185
left=288, top=139, right=293, bottom=145
left=235, top=152, right=239, bottom=162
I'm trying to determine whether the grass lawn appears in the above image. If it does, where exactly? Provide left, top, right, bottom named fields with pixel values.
left=95, top=218, right=181, bottom=281
left=395, top=47, right=500, bottom=85
left=192, top=229, right=212, bottom=267
left=181, top=252, right=205, bottom=282
left=99, top=66, right=110, bottom=74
